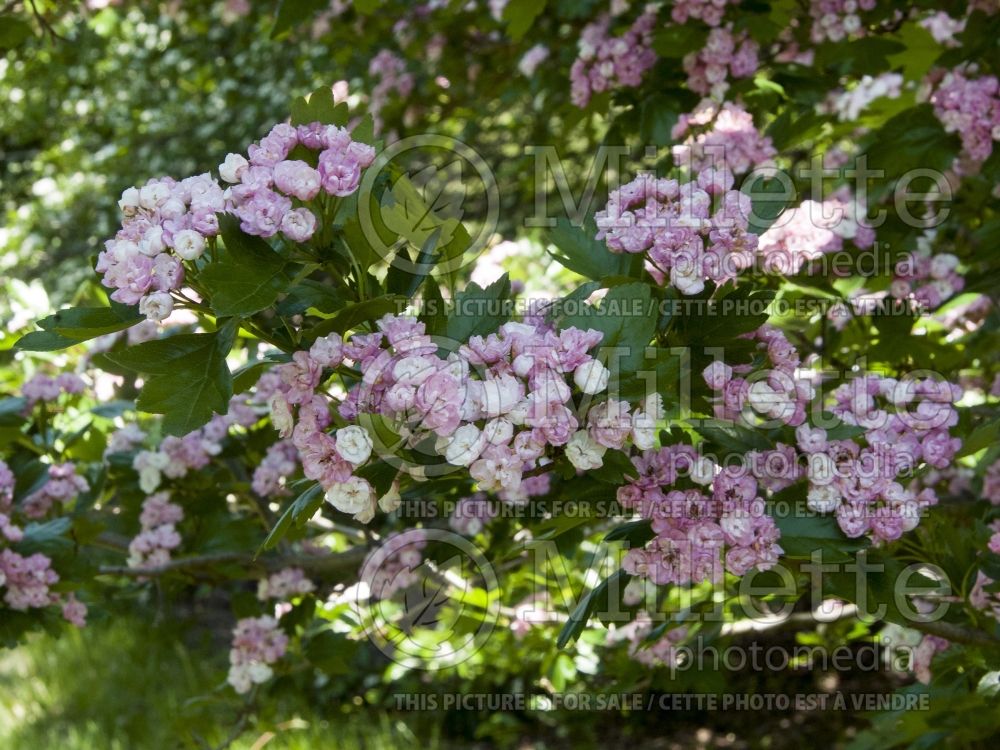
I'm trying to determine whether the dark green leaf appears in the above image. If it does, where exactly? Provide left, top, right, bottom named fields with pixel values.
left=289, top=85, right=349, bottom=127
left=201, top=215, right=289, bottom=317
left=445, top=275, right=513, bottom=343
left=16, top=304, right=143, bottom=351
left=546, top=216, right=632, bottom=281
left=558, top=282, right=657, bottom=371
left=105, top=323, right=236, bottom=436
left=503, top=0, right=547, bottom=41
left=303, top=295, right=406, bottom=342
left=557, top=569, right=631, bottom=648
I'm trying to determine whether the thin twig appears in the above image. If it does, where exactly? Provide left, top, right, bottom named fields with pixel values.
left=98, top=547, right=366, bottom=579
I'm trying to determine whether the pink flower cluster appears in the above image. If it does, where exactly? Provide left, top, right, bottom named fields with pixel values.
left=757, top=187, right=876, bottom=276
left=0, top=460, right=86, bottom=626
left=360, top=528, right=427, bottom=600
left=890, top=246, right=963, bottom=311
left=21, top=372, right=86, bottom=411
left=618, top=445, right=784, bottom=584
left=22, top=462, right=89, bottom=519
left=704, top=325, right=809, bottom=427
left=0, top=459, right=15, bottom=514
left=225, top=121, right=375, bottom=239
left=617, top=614, right=689, bottom=668
left=967, top=520, right=1000, bottom=621
left=61, top=594, right=87, bottom=627
left=703, top=326, right=963, bottom=544
left=98, top=173, right=220, bottom=316
left=570, top=10, right=657, bottom=108
left=252, top=440, right=299, bottom=498
left=671, top=101, right=776, bottom=175
left=227, top=615, right=289, bottom=694
left=98, top=120, right=375, bottom=322
left=268, top=312, right=651, bottom=521
left=369, top=49, right=415, bottom=127
left=809, top=0, right=876, bottom=43
left=257, top=567, right=315, bottom=601
left=498, top=470, right=552, bottom=505
left=683, top=26, right=758, bottom=99
left=0, top=511, right=21, bottom=543
left=518, top=44, right=550, bottom=77
left=670, top=0, right=737, bottom=27
left=449, top=494, right=496, bottom=536
left=128, top=492, right=184, bottom=569
left=132, top=397, right=259, bottom=493
left=911, top=634, right=949, bottom=684
left=804, top=374, right=961, bottom=543
left=104, top=423, right=146, bottom=456
left=595, top=172, right=758, bottom=294
left=133, top=432, right=220, bottom=495
left=0, top=549, right=59, bottom=610
left=921, top=11, right=965, bottom=47
left=928, top=68, right=1000, bottom=166
left=823, top=73, right=903, bottom=121
left=983, top=458, right=1000, bottom=504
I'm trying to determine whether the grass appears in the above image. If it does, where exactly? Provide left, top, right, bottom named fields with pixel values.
left=0, top=616, right=441, bottom=750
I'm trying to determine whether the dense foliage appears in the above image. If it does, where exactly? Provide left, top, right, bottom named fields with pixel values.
left=2, top=1, right=1000, bottom=748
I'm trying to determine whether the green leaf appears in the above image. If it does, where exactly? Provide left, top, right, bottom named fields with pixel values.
left=814, top=37, right=905, bottom=76
left=289, top=85, right=349, bottom=127
left=385, top=228, right=442, bottom=298
left=201, top=215, right=289, bottom=317
left=380, top=168, right=463, bottom=252
left=743, top=175, right=795, bottom=237
left=342, top=217, right=385, bottom=273
left=445, top=276, right=513, bottom=343
left=16, top=304, right=144, bottom=351
left=590, top=449, right=638, bottom=485
left=546, top=216, right=632, bottom=281
left=823, top=550, right=941, bottom=628
left=766, top=109, right=826, bottom=151
left=864, top=105, right=959, bottom=196
left=355, top=459, right=398, bottom=499
left=557, top=569, right=631, bottom=648
left=303, top=295, right=406, bottom=342
left=271, top=0, right=326, bottom=37
left=958, top=417, right=1000, bottom=458
left=12, top=330, right=80, bottom=352
left=669, top=284, right=773, bottom=347
left=639, top=93, right=682, bottom=147
left=350, top=113, right=376, bottom=146
left=258, top=482, right=324, bottom=553
left=17, top=518, right=73, bottom=556
left=275, top=280, right=346, bottom=317
left=105, top=323, right=236, bottom=436
left=651, top=24, right=705, bottom=58
left=558, top=282, right=656, bottom=371
left=232, top=352, right=289, bottom=394
left=603, top=520, right=654, bottom=546
left=306, top=630, right=359, bottom=675
left=0, top=16, right=32, bottom=49
left=694, top=417, right=774, bottom=453
left=502, top=0, right=547, bottom=41
left=616, top=346, right=682, bottom=403
left=772, top=507, right=865, bottom=561
left=419, top=276, right=448, bottom=336
left=887, top=21, right=941, bottom=80
left=0, top=397, right=27, bottom=428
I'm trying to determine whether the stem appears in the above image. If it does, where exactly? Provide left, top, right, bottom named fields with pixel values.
left=97, top=547, right=367, bottom=580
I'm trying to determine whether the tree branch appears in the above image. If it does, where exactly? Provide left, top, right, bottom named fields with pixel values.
left=98, top=547, right=367, bottom=580
left=903, top=618, right=1000, bottom=648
